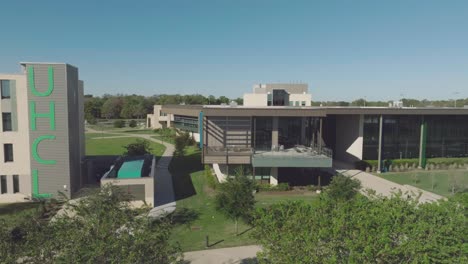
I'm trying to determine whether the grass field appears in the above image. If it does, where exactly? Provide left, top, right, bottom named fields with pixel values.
left=378, top=170, right=468, bottom=197
left=85, top=133, right=124, bottom=140
left=169, top=147, right=319, bottom=251
left=86, top=137, right=166, bottom=157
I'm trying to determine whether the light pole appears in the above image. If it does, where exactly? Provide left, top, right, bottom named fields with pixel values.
left=453, top=92, right=459, bottom=107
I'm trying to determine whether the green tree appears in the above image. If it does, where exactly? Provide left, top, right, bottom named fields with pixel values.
left=0, top=186, right=182, bottom=263
left=174, top=132, right=195, bottom=156
left=124, top=139, right=152, bottom=156
left=215, top=173, right=256, bottom=234
left=129, top=120, right=138, bottom=128
left=252, top=193, right=467, bottom=264
left=102, top=97, right=124, bottom=119
left=325, top=174, right=361, bottom=201
left=113, top=120, right=126, bottom=128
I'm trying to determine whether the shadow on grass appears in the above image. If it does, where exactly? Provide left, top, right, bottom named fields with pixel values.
left=237, top=226, right=254, bottom=236
left=208, top=239, right=225, bottom=247
left=170, top=151, right=203, bottom=201
left=170, top=208, right=200, bottom=226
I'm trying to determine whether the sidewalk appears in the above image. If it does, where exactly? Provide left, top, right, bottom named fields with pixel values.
left=184, top=245, right=261, bottom=264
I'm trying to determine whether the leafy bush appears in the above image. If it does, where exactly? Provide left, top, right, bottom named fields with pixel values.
left=174, top=132, right=195, bottom=156
left=356, top=157, right=468, bottom=172
left=326, top=174, right=361, bottom=201
left=205, top=165, right=218, bottom=190
left=307, top=185, right=321, bottom=192
left=124, top=139, right=152, bottom=156
left=257, top=183, right=290, bottom=192
left=128, top=120, right=137, bottom=128
left=113, top=120, right=126, bottom=128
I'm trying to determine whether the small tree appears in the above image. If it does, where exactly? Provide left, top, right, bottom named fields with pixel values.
left=113, top=120, right=126, bottom=128
left=215, top=173, right=256, bottom=235
left=174, top=132, right=195, bottom=156
left=124, top=139, right=152, bottom=156
left=326, top=174, right=361, bottom=201
left=129, top=120, right=137, bottom=128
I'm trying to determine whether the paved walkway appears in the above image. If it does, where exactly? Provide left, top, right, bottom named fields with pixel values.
left=86, top=128, right=177, bottom=216
left=334, top=161, right=445, bottom=203
left=184, top=245, right=261, bottom=264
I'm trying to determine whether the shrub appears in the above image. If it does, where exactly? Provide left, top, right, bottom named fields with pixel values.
left=174, top=132, right=195, bottom=156
left=326, top=174, right=361, bottom=201
left=205, top=165, right=218, bottom=190
left=124, top=139, right=152, bottom=156
left=307, top=185, right=321, bottom=192
left=128, top=120, right=137, bottom=128
left=113, top=120, right=126, bottom=128
left=257, top=183, right=290, bottom=192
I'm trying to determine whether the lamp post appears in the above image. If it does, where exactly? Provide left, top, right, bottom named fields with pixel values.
left=453, top=92, right=459, bottom=107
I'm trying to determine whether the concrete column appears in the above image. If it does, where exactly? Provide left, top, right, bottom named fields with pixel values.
left=377, top=115, right=383, bottom=173
left=300, top=117, right=306, bottom=144
left=418, top=117, right=427, bottom=169
left=318, top=118, right=323, bottom=149
left=166, top=114, right=172, bottom=127
left=270, top=167, right=278, bottom=186
left=272, top=117, right=279, bottom=149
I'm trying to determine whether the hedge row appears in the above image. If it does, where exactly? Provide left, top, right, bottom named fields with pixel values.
left=355, top=157, right=468, bottom=172
left=257, top=183, right=291, bottom=192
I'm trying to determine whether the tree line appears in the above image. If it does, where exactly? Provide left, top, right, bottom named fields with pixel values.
left=84, top=94, right=243, bottom=123
left=312, top=97, right=468, bottom=107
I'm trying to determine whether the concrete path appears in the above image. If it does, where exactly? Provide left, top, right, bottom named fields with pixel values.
left=335, top=168, right=445, bottom=203
left=184, top=245, right=261, bottom=264
left=85, top=127, right=177, bottom=215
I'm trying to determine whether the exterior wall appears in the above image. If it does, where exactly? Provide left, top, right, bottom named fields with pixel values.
left=24, top=63, right=82, bottom=198
left=289, top=94, right=312, bottom=106
left=335, top=114, right=363, bottom=162
left=101, top=177, right=154, bottom=206
left=243, top=93, right=267, bottom=106
left=253, top=83, right=308, bottom=94
left=146, top=105, right=166, bottom=129
left=0, top=74, right=32, bottom=198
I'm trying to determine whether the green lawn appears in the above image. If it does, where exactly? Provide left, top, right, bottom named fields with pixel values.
left=86, top=137, right=166, bottom=158
left=169, top=148, right=318, bottom=251
left=85, top=133, right=123, bottom=140
left=378, top=170, right=468, bottom=197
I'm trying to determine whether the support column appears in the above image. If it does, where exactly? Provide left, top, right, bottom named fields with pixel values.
left=166, top=114, right=172, bottom=127
left=272, top=117, right=279, bottom=149
left=318, top=118, right=323, bottom=149
left=270, top=167, right=278, bottom=186
left=377, top=115, right=383, bottom=173
left=301, top=117, right=306, bottom=144
left=418, top=116, right=427, bottom=169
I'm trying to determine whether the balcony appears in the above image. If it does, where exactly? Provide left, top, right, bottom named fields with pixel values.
left=252, top=144, right=333, bottom=168
left=203, top=146, right=253, bottom=164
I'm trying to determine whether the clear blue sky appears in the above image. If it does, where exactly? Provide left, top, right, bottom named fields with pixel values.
left=1, top=0, right=467, bottom=101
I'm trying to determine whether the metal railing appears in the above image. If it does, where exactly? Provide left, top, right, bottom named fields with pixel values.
left=253, top=143, right=333, bottom=158
left=204, top=146, right=253, bottom=156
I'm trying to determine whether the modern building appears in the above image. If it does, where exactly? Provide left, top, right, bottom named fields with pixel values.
left=0, top=62, right=85, bottom=202
left=159, top=83, right=468, bottom=186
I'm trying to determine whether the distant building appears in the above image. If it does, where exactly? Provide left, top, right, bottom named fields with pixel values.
left=0, top=62, right=85, bottom=202
left=243, top=83, right=312, bottom=107
left=159, top=83, right=468, bottom=186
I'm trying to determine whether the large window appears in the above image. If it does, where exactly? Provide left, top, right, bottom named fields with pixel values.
left=254, top=117, right=272, bottom=150
left=2, top=113, right=12, bottom=131
left=382, top=115, right=420, bottom=159
left=363, top=115, right=380, bottom=160
left=1, top=80, right=10, bottom=99
left=426, top=115, right=468, bottom=158
left=0, top=176, right=6, bottom=194
left=4, top=144, right=13, bottom=162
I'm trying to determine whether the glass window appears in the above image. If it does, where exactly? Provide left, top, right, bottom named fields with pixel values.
left=1, top=80, right=10, bottom=99
left=426, top=115, right=468, bottom=158
left=4, top=144, right=13, bottom=162
left=0, top=176, right=6, bottom=194
left=13, top=175, right=19, bottom=193
left=301, top=101, right=306, bottom=106
left=254, top=117, right=272, bottom=151
left=2, top=113, right=12, bottom=131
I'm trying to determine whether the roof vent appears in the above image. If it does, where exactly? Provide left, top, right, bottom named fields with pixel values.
left=229, top=101, right=238, bottom=107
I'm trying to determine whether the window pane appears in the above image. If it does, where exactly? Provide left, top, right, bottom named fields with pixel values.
left=13, top=175, right=19, bottom=193
left=0, top=176, right=6, bottom=194
left=4, top=144, right=13, bottom=162
left=2, top=113, right=12, bottom=131
left=1, top=80, right=10, bottom=99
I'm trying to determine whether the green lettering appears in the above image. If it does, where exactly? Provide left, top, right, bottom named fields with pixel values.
left=30, top=101, right=55, bottom=131
left=28, top=66, right=54, bottom=97
left=32, top=169, right=53, bottom=198
left=32, top=135, right=56, bottom=165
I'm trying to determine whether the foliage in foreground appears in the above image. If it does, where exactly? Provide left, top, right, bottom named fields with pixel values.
left=0, top=186, right=182, bottom=264
left=174, top=132, right=196, bottom=156
left=252, top=190, right=468, bottom=264
left=215, top=173, right=256, bottom=234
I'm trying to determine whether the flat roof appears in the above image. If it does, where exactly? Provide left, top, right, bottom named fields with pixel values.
left=162, top=104, right=468, bottom=117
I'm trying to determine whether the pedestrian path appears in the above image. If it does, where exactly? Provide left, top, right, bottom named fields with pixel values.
left=184, top=245, right=261, bottom=264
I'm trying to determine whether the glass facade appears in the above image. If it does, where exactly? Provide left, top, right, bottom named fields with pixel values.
left=254, top=117, right=272, bottom=150
left=426, top=115, right=468, bottom=158
left=278, top=117, right=302, bottom=148
left=173, top=115, right=198, bottom=132
left=2, top=113, right=12, bottom=131
left=363, top=115, right=468, bottom=160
